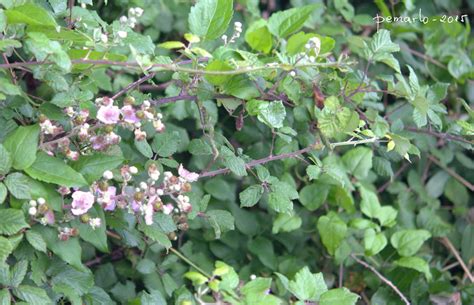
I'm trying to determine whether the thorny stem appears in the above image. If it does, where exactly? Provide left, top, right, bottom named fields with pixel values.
left=351, top=254, right=411, bottom=305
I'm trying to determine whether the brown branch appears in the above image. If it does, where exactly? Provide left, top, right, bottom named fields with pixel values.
left=351, top=254, right=411, bottom=305
left=428, top=155, right=474, bottom=192
left=111, top=72, right=156, bottom=100
left=406, top=127, right=473, bottom=145
left=377, top=163, right=410, bottom=193
left=439, top=237, right=474, bottom=283
left=400, top=45, right=446, bottom=69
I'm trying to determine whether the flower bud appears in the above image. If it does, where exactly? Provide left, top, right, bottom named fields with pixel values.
left=28, top=207, right=37, bottom=216
left=123, top=96, right=135, bottom=105
left=129, top=166, right=138, bottom=174
left=103, top=170, right=114, bottom=180
left=80, top=214, right=90, bottom=223
left=29, top=200, right=37, bottom=207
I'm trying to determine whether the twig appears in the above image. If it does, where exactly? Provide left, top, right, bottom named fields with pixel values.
left=406, top=127, right=473, bottom=145
left=111, top=72, right=156, bottom=100
left=439, top=237, right=474, bottom=283
left=400, top=45, right=446, bottom=69
left=377, top=163, right=409, bottom=193
left=351, top=254, right=411, bottom=305
left=428, top=155, right=474, bottom=192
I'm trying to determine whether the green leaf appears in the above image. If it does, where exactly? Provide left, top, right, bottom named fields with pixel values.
left=51, top=265, right=94, bottom=296
left=248, top=237, right=277, bottom=269
left=74, top=206, right=108, bottom=253
left=288, top=267, right=328, bottom=301
left=0, top=183, right=6, bottom=204
left=0, top=237, right=12, bottom=264
left=4, top=173, right=31, bottom=199
left=390, top=229, right=431, bottom=257
left=0, top=209, right=29, bottom=236
left=342, top=147, right=373, bottom=180
left=394, top=256, right=432, bottom=281
left=206, top=210, right=235, bottom=239
left=5, top=3, right=57, bottom=27
left=359, top=186, right=381, bottom=219
left=205, top=60, right=234, bottom=86
left=0, top=144, right=12, bottom=175
left=320, top=288, right=359, bottom=305
left=317, top=212, right=347, bottom=255
left=272, top=212, right=302, bottom=234
left=462, top=225, right=474, bottom=264
left=257, top=100, right=286, bottom=129
left=25, top=230, right=47, bottom=253
left=240, top=185, right=264, bottom=207
left=220, top=146, right=247, bottom=177
left=306, top=165, right=322, bottom=180
left=188, top=0, right=234, bottom=40
left=0, top=289, right=11, bottom=305
left=10, top=260, right=28, bottom=287
left=25, top=32, right=71, bottom=72
left=134, top=139, right=153, bottom=158
left=268, top=5, right=320, bottom=38
left=188, top=139, right=212, bottom=155
left=12, top=285, right=52, bottom=305
left=299, top=183, right=329, bottom=211
left=245, top=19, right=273, bottom=53
left=268, top=191, right=293, bottom=213
left=364, top=229, right=387, bottom=256
left=368, top=29, right=399, bottom=58
left=72, top=152, right=124, bottom=184
left=24, top=152, right=87, bottom=187
left=138, top=223, right=172, bottom=249
left=35, top=226, right=83, bottom=269
left=151, top=131, right=180, bottom=157
left=3, top=125, right=39, bottom=170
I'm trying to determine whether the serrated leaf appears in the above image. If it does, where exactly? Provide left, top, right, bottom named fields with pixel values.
left=390, top=229, right=431, bottom=257
left=12, top=285, right=52, bottom=305
left=3, top=125, right=39, bottom=170
left=240, top=184, right=264, bottom=207
left=206, top=210, right=235, bottom=239
left=342, top=147, right=373, bottom=180
left=0, top=144, right=12, bottom=175
left=288, top=267, right=328, bottom=301
left=188, top=0, right=234, bottom=41
left=151, top=131, right=180, bottom=157
left=320, top=288, right=359, bottom=305
left=4, top=173, right=30, bottom=200
left=0, top=237, right=12, bottom=264
left=24, top=152, right=87, bottom=187
left=139, top=223, right=172, bottom=249
left=9, top=260, right=28, bottom=287
left=394, top=256, right=432, bottom=281
left=272, top=212, right=302, bottom=234
left=5, top=3, right=57, bottom=27
left=268, top=5, right=320, bottom=38
left=317, top=212, right=347, bottom=255
left=0, top=183, right=6, bottom=204
left=72, top=152, right=124, bottom=184
left=0, top=209, right=29, bottom=236
left=25, top=230, right=47, bottom=253
left=35, top=226, right=83, bottom=269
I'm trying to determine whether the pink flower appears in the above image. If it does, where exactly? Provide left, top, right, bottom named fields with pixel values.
left=178, top=164, right=199, bottom=182
left=121, top=105, right=139, bottom=123
left=97, top=105, right=120, bottom=124
left=162, top=203, right=174, bottom=215
left=144, top=202, right=154, bottom=225
left=99, top=186, right=116, bottom=211
left=71, top=191, right=95, bottom=215
left=44, top=210, right=55, bottom=225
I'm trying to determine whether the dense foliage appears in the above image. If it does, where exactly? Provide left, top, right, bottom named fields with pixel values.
left=0, top=0, right=473, bottom=304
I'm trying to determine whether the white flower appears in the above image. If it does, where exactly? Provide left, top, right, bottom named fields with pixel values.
left=29, top=200, right=37, bottom=207
left=139, top=181, right=148, bottom=190
left=89, top=218, right=101, bottom=230
left=37, top=197, right=46, bottom=205
left=129, top=166, right=138, bottom=174
left=117, top=30, right=128, bottom=39
left=28, top=207, right=37, bottom=216
left=289, top=71, right=296, bottom=77
left=103, top=170, right=114, bottom=180
left=120, top=16, right=128, bottom=23
left=134, top=7, right=144, bottom=17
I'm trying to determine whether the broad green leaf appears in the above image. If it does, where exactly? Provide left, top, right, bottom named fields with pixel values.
left=0, top=289, right=10, bottom=305
left=364, top=229, right=387, bottom=256
left=74, top=206, right=108, bottom=253
left=4, top=172, right=31, bottom=200
left=0, top=183, right=6, bottom=204
left=206, top=210, right=235, bottom=239
left=134, top=139, right=153, bottom=158
left=240, top=184, right=264, bottom=207
left=268, top=191, right=293, bottom=213
left=320, top=288, right=359, bottom=305
left=257, top=100, right=286, bottom=129
left=138, top=223, right=172, bottom=249
left=368, top=29, right=400, bottom=57
left=51, top=265, right=94, bottom=296
left=462, top=225, right=474, bottom=264
left=0, top=237, right=12, bottom=264
left=390, top=229, right=431, bottom=257
left=9, top=260, right=28, bottom=287
left=3, top=125, right=39, bottom=170
left=245, top=19, right=273, bottom=53
left=151, top=131, right=180, bottom=157
left=205, top=60, right=234, bottom=86
left=24, top=152, right=87, bottom=187
left=317, top=212, right=347, bottom=255
left=394, top=256, right=432, bottom=281
left=359, top=186, right=381, bottom=219
left=342, top=147, right=373, bottom=180
left=72, top=152, right=124, bottom=184
left=188, top=139, right=212, bottom=155
left=0, top=209, right=29, bottom=236
left=220, top=146, right=247, bottom=177
left=268, top=5, right=320, bottom=38
left=0, top=144, right=12, bottom=175
left=287, top=32, right=335, bottom=56
left=25, top=230, right=47, bottom=253
left=272, top=213, right=302, bottom=234
left=299, top=183, right=329, bottom=211
left=35, top=226, right=83, bottom=269
left=188, top=0, right=234, bottom=40
left=306, top=165, right=322, bottom=180
left=248, top=237, right=277, bottom=269
left=25, top=32, right=71, bottom=72
left=5, top=3, right=57, bottom=27
left=12, top=285, right=52, bottom=305
left=288, top=267, right=328, bottom=301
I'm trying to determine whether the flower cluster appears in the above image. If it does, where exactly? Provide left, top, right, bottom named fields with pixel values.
left=222, top=21, right=243, bottom=45
left=28, top=198, right=55, bottom=226
left=40, top=96, right=165, bottom=158
left=116, top=7, right=144, bottom=39
left=41, top=163, right=199, bottom=234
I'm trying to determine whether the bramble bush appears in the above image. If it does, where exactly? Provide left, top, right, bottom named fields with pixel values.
left=0, top=0, right=473, bottom=304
